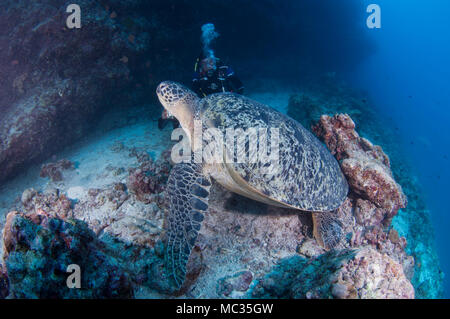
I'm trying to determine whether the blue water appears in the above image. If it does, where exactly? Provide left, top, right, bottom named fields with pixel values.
left=343, top=0, right=450, bottom=297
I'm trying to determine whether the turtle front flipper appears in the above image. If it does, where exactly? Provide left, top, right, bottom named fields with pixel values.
left=164, top=162, right=211, bottom=289
left=312, top=212, right=344, bottom=250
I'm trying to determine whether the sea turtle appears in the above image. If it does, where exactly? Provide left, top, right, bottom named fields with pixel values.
left=156, top=81, right=349, bottom=288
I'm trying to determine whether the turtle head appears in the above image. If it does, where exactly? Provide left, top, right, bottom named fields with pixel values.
left=156, top=81, right=200, bottom=132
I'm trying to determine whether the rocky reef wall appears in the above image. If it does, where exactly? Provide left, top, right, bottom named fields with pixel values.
left=0, top=0, right=148, bottom=183
left=0, top=0, right=373, bottom=184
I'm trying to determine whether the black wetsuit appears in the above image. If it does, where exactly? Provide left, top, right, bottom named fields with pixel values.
left=192, top=61, right=244, bottom=97
left=157, top=60, right=243, bottom=130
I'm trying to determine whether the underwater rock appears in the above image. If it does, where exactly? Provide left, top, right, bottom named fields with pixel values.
left=250, top=247, right=414, bottom=299
left=308, top=115, right=413, bottom=277
left=327, top=194, right=414, bottom=282
left=296, top=239, right=326, bottom=258
left=312, top=114, right=388, bottom=163
left=2, top=211, right=134, bottom=298
left=334, top=247, right=414, bottom=299
left=0, top=0, right=151, bottom=184
left=69, top=148, right=171, bottom=246
left=312, top=114, right=407, bottom=222
left=40, top=159, right=75, bottom=182
left=21, top=188, right=73, bottom=219
left=127, top=148, right=172, bottom=204
left=307, top=110, right=441, bottom=297
left=249, top=250, right=356, bottom=298
left=97, top=234, right=179, bottom=297
left=178, top=185, right=308, bottom=297
left=5, top=188, right=176, bottom=298
left=73, top=183, right=164, bottom=247
left=354, top=198, right=385, bottom=227
left=217, top=271, right=254, bottom=298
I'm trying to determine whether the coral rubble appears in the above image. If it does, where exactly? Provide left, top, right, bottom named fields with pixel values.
left=126, top=148, right=172, bottom=204
left=40, top=159, right=75, bottom=182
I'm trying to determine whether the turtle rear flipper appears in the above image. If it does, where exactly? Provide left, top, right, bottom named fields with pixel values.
left=312, top=212, right=344, bottom=250
left=165, top=162, right=211, bottom=288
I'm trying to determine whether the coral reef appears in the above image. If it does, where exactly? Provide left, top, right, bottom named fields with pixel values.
left=0, top=107, right=439, bottom=298
left=288, top=85, right=443, bottom=298
left=71, top=147, right=172, bottom=246
left=312, top=114, right=407, bottom=222
left=126, top=148, right=172, bottom=204
left=40, top=159, right=75, bottom=182
left=250, top=247, right=414, bottom=299
left=335, top=247, right=414, bottom=299
left=0, top=0, right=439, bottom=299
left=0, top=113, right=420, bottom=299
left=2, top=211, right=134, bottom=298
left=21, top=188, right=73, bottom=219
left=2, top=176, right=178, bottom=298
left=3, top=178, right=177, bottom=298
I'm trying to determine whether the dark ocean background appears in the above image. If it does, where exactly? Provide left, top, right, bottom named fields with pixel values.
left=0, top=0, right=448, bottom=298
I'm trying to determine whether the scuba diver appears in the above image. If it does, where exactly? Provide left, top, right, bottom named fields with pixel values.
left=157, top=54, right=244, bottom=130
left=157, top=23, right=243, bottom=130
left=157, top=108, right=180, bottom=130
left=192, top=54, right=244, bottom=97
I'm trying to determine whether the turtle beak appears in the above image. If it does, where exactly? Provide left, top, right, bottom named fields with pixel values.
left=156, top=82, right=171, bottom=110
left=156, top=81, right=169, bottom=103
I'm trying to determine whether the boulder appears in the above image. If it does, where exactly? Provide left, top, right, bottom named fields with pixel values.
left=312, top=114, right=407, bottom=222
